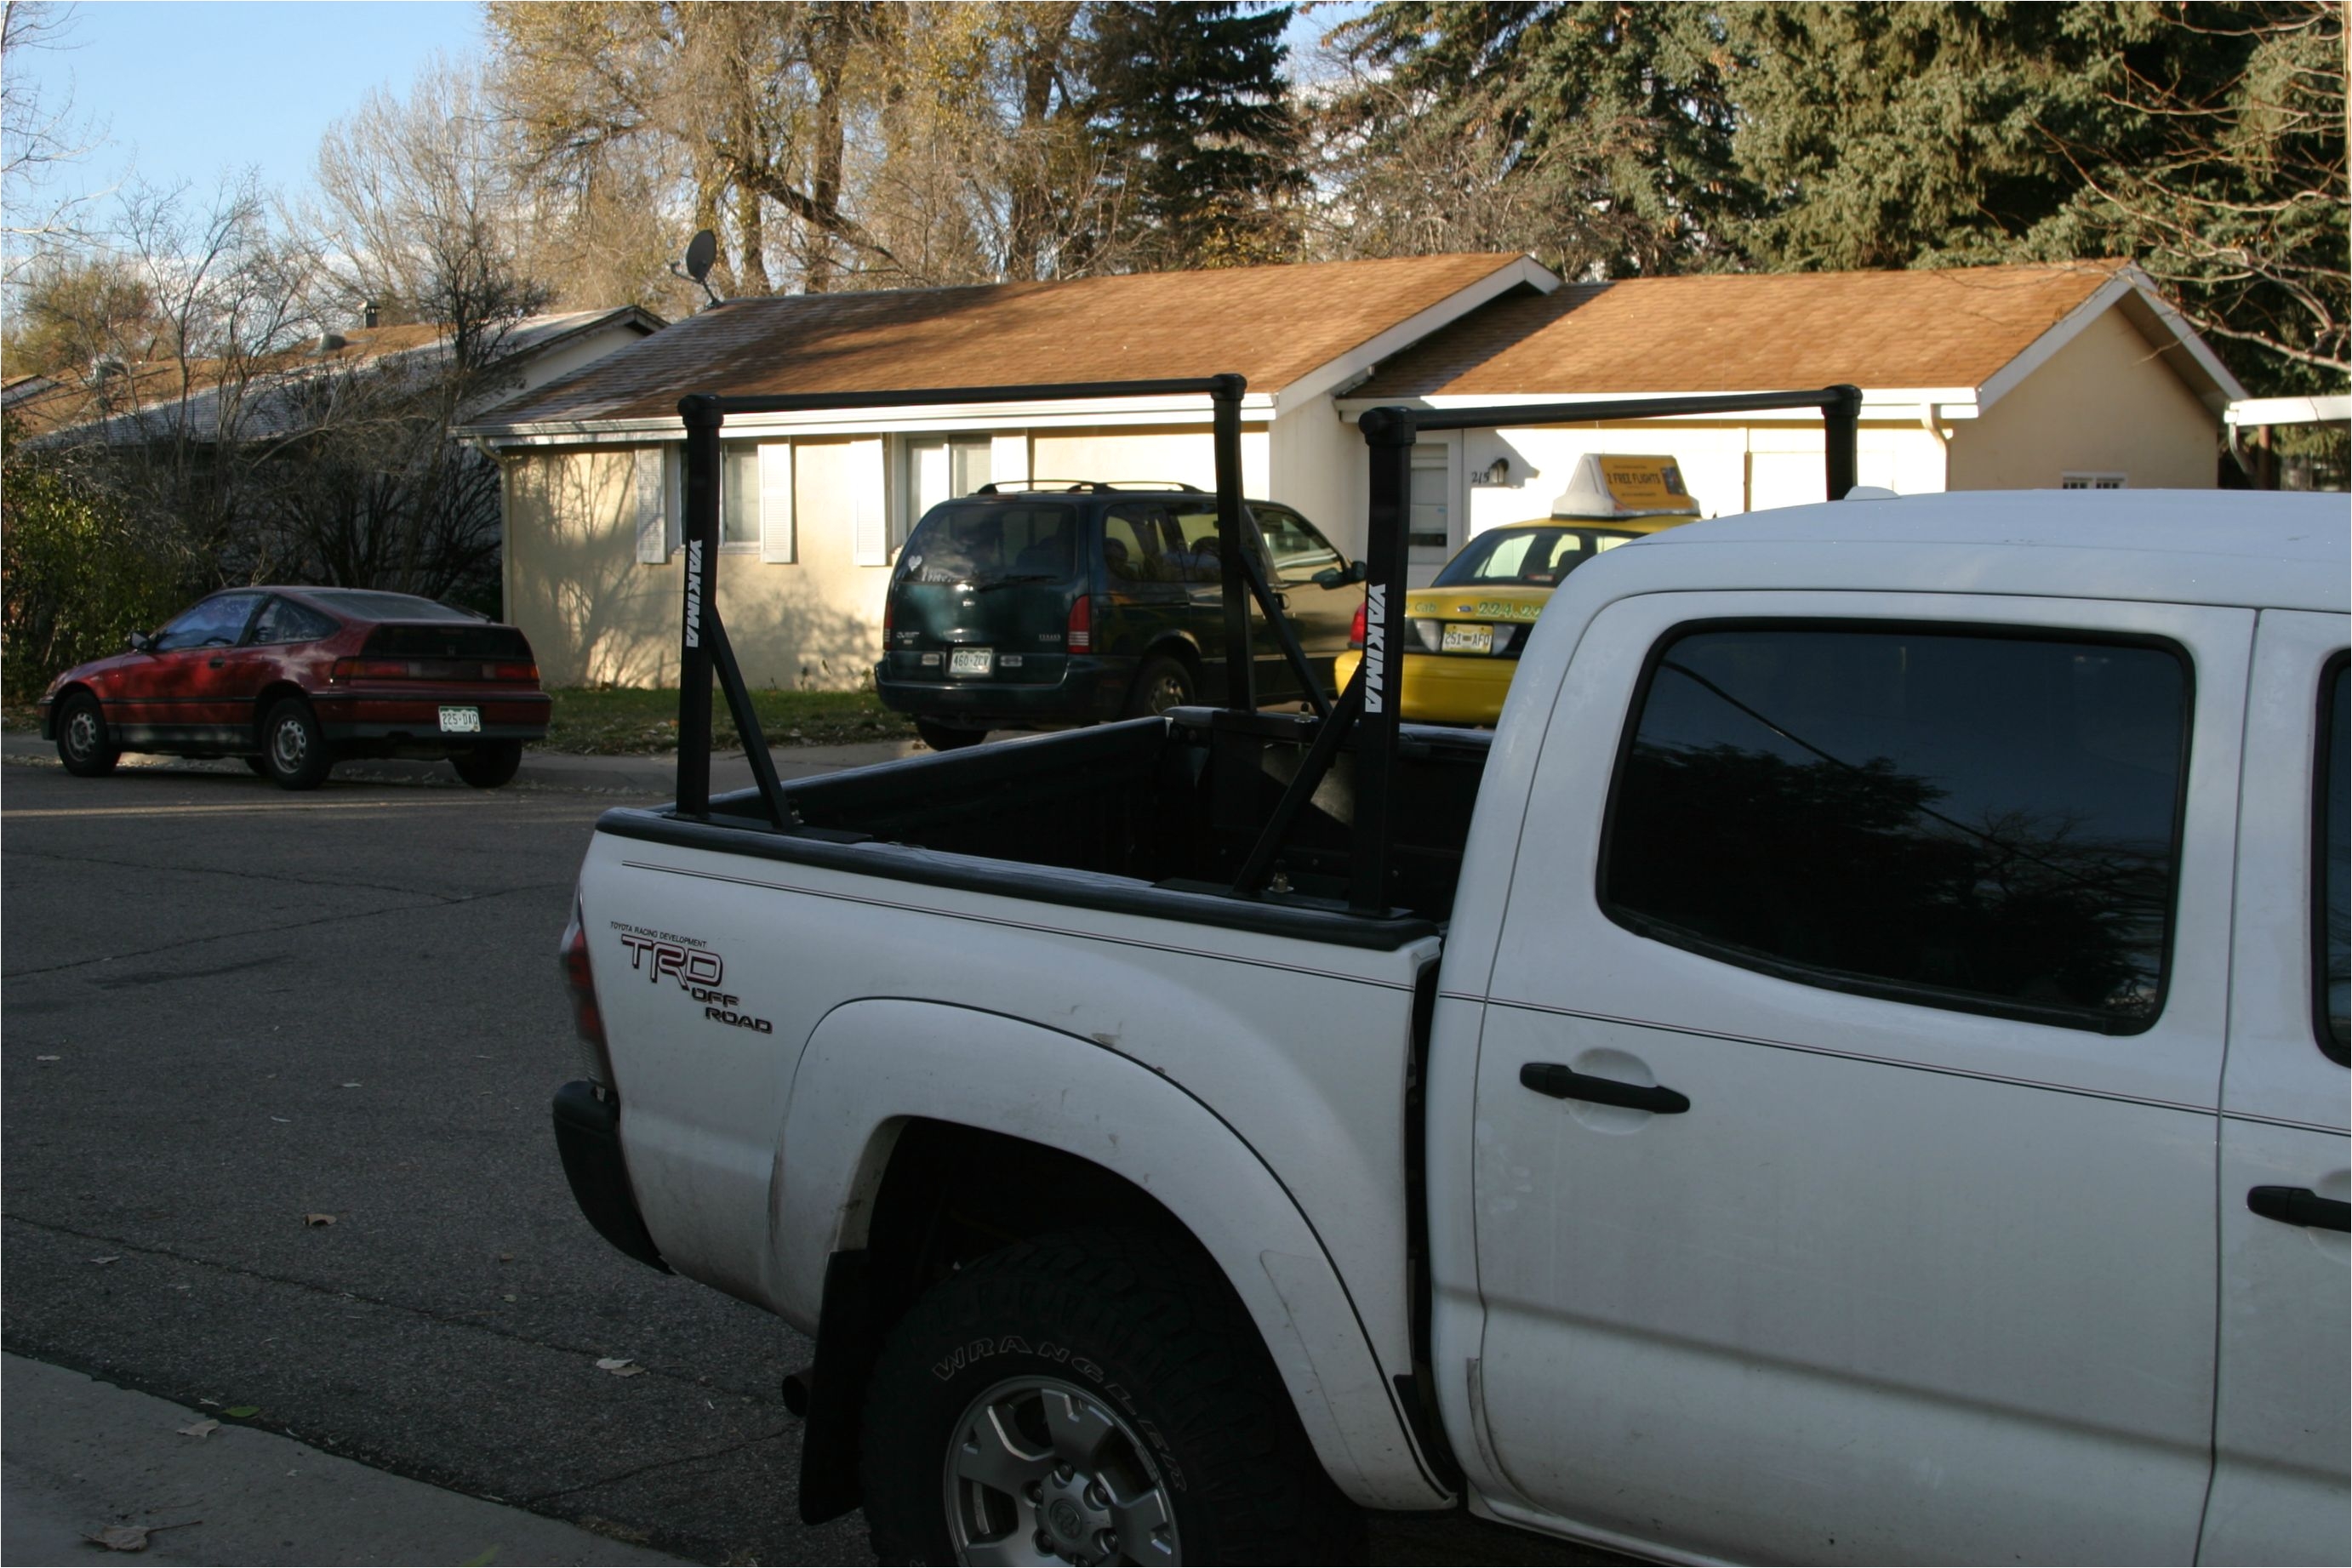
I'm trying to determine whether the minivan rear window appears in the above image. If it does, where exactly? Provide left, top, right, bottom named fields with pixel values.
left=899, top=504, right=1077, bottom=584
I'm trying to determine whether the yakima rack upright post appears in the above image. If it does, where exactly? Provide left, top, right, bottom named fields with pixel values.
left=1235, top=385, right=1865, bottom=915
left=671, top=374, right=1316, bottom=824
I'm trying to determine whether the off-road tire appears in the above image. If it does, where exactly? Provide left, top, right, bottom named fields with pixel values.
left=1122, top=654, right=1196, bottom=719
left=451, top=739, right=524, bottom=789
left=860, top=1227, right=1365, bottom=1565
left=55, top=694, right=120, bottom=778
left=260, top=697, right=333, bottom=791
left=915, top=717, right=985, bottom=752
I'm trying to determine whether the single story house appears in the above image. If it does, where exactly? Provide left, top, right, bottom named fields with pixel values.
left=1345, top=263, right=2246, bottom=570
left=457, top=257, right=2243, bottom=691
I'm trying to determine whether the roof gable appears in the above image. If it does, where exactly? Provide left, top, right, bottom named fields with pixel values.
left=1351, top=263, right=2229, bottom=404
left=468, top=254, right=1542, bottom=429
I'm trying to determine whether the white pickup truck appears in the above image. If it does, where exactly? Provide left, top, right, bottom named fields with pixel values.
left=553, top=488, right=2348, bottom=1566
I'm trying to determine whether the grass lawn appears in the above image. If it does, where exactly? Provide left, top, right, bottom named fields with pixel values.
left=1, top=691, right=915, bottom=755
left=541, top=687, right=914, bottom=755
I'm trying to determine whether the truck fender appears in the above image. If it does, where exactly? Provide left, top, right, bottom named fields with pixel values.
left=777, top=997, right=1455, bottom=1512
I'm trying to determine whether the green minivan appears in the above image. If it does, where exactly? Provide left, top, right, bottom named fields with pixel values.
left=875, top=482, right=1359, bottom=750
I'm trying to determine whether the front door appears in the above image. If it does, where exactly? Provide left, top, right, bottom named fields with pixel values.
left=1463, top=590, right=2251, bottom=1564
left=117, top=591, right=265, bottom=746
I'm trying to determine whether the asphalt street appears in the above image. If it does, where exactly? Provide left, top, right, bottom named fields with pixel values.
left=1, top=744, right=1613, bottom=1566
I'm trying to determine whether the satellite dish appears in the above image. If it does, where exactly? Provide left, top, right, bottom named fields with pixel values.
left=671, top=229, right=724, bottom=309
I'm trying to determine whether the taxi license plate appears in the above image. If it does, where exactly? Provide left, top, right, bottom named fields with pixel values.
left=439, top=705, right=482, bottom=733
left=949, top=648, right=994, bottom=676
left=1441, top=624, right=1493, bottom=655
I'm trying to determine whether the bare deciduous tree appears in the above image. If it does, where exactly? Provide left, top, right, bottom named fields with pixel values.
left=1, top=0, right=106, bottom=276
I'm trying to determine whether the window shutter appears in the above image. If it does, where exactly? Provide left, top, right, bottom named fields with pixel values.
left=634, top=448, right=667, bottom=564
left=851, top=436, right=888, bottom=566
left=759, top=442, right=795, bottom=563
left=664, top=445, right=682, bottom=555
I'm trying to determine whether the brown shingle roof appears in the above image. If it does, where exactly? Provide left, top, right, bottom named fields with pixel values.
left=1353, top=263, right=2128, bottom=398
left=471, top=254, right=1533, bottom=427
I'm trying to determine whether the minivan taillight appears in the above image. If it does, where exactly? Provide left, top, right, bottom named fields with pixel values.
left=1067, top=594, right=1093, bottom=652
left=560, top=899, right=613, bottom=1090
left=1349, top=597, right=1367, bottom=648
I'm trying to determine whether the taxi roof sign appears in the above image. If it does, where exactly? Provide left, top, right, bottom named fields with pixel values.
left=1550, top=453, right=1703, bottom=521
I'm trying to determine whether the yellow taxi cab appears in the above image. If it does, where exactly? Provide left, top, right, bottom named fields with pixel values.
left=1334, top=454, right=1704, bottom=725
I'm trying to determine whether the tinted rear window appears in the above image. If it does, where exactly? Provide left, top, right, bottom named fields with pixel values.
left=363, top=624, right=533, bottom=659
left=305, top=590, right=480, bottom=622
left=899, top=504, right=1078, bottom=584
left=1601, top=624, right=2189, bottom=1033
left=1436, top=527, right=1642, bottom=589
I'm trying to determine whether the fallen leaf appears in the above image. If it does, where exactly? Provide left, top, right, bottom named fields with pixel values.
left=594, top=1358, right=646, bottom=1377
left=463, top=1550, right=500, bottom=1566
left=501, top=1293, right=517, bottom=1303
left=302, top=1213, right=335, bottom=1228
left=270, top=1116, right=290, bottom=1124
left=340, top=1081, right=361, bottom=1089
left=177, top=1420, right=219, bottom=1439
left=221, top=1405, right=259, bottom=1419
left=89, top=1256, right=121, bottom=1266
left=83, top=1521, right=198, bottom=1553
left=37, top=1054, right=60, bottom=1062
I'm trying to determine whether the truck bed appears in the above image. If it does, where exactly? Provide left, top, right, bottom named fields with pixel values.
left=659, top=709, right=1493, bottom=936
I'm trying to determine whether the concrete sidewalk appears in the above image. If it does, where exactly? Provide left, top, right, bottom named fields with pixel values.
left=2, top=1355, right=691, bottom=1566
left=0, top=730, right=928, bottom=797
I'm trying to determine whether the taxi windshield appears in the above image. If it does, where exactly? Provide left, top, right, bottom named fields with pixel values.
left=1433, top=526, right=1646, bottom=589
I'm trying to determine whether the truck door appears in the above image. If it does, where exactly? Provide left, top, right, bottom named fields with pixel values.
left=1464, top=590, right=2251, bottom=1564
left=2200, top=612, right=2349, bottom=1566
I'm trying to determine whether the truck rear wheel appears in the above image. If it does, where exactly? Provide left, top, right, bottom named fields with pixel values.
left=859, top=1227, right=1362, bottom=1565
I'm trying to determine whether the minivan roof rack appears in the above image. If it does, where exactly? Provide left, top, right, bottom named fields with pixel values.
left=971, top=479, right=1205, bottom=495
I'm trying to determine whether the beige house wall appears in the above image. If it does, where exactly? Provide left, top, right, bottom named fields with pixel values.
left=1950, top=308, right=2218, bottom=490
left=1026, top=424, right=1270, bottom=496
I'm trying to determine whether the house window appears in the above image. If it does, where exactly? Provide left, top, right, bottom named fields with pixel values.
left=2061, top=471, right=2128, bottom=489
left=1410, top=436, right=1459, bottom=564
left=901, top=436, right=993, bottom=553
left=721, top=442, right=762, bottom=549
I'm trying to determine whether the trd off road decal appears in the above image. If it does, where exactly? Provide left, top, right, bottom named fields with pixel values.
left=610, top=922, right=774, bottom=1034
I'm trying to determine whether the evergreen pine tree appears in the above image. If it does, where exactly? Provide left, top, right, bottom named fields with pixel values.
left=1083, top=2, right=1304, bottom=269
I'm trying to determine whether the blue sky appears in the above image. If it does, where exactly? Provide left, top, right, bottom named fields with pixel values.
left=14, top=1, right=1355, bottom=214
left=14, top=2, right=487, bottom=207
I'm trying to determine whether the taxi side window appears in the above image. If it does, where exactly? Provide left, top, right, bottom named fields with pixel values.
left=2317, top=656, right=2348, bottom=1062
left=1601, top=623, right=2191, bottom=1034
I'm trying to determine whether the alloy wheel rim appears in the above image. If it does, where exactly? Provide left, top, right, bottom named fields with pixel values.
left=940, top=1375, right=1179, bottom=1565
left=65, top=708, right=97, bottom=760
left=1147, top=674, right=1189, bottom=714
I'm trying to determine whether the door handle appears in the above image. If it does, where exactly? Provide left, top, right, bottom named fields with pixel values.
left=1521, top=1062, right=1690, bottom=1115
left=2247, top=1186, right=2351, bottom=1232
left=208, top=657, right=225, bottom=668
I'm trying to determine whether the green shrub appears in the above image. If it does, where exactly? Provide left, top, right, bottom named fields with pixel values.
left=2, top=430, right=190, bottom=702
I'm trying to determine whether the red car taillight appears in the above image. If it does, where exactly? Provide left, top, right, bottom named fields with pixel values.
left=560, top=900, right=614, bottom=1089
left=333, top=658, right=412, bottom=681
left=1067, top=594, right=1093, bottom=652
left=1349, top=597, right=1367, bottom=648
left=492, top=662, right=539, bottom=683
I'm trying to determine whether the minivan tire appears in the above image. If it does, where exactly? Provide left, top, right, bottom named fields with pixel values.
left=915, top=718, right=985, bottom=751
left=860, top=1227, right=1364, bottom=1565
left=1124, top=654, right=1196, bottom=718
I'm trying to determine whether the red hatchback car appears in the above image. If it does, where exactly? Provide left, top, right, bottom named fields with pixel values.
left=38, top=586, right=552, bottom=790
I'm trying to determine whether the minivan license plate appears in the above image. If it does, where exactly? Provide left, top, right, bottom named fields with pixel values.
left=949, top=649, right=993, bottom=676
left=1441, top=624, right=1493, bottom=654
left=439, top=705, right=482, bottom=733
